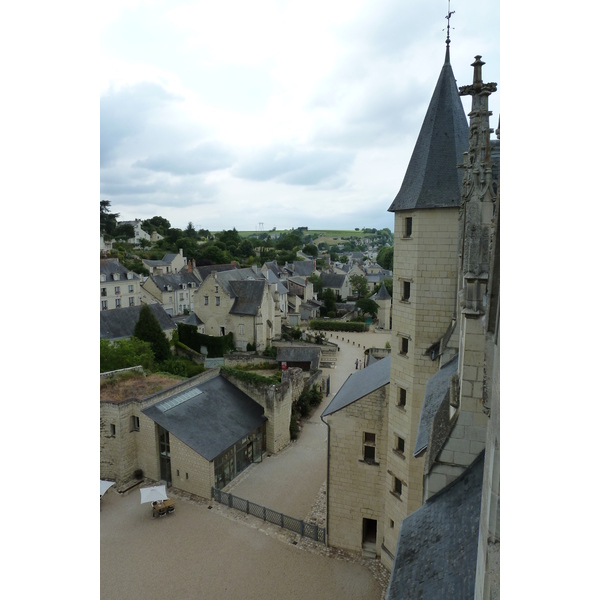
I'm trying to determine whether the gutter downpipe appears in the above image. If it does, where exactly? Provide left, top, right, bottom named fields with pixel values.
left=320, top=412, right=330, bottom=547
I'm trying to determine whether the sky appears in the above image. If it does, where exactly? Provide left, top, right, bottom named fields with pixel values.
left=100, top=0, right=500, bottom=233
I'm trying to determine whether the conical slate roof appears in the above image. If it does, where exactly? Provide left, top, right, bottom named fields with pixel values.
left=372, top=283, right=391, bottom=300
left=388, top=48, right=468, bottom=212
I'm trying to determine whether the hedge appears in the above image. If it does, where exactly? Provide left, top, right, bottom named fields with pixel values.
left=177, top=323, right=234, bottom=357
left=309, top=320, right=369, bottom=332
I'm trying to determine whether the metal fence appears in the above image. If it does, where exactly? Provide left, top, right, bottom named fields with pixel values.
left=211, top=487, right=326, bottom=544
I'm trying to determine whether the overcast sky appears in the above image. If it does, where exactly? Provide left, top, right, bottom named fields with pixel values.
left=100, top=0, right=500, bottom=233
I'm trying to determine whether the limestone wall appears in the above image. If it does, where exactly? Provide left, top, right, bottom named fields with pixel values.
left=327, top=386, right=388, bottom=555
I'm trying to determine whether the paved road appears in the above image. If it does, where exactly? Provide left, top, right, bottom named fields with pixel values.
left=226, top=330, right=391, bottom=520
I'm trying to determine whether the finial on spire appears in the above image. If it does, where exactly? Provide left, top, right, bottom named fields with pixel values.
left=445, top=1, right=455, bottom=48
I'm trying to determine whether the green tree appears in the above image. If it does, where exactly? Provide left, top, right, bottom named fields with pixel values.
left=141, top=216, right=171, bottom=237
left=320, top=288, right=337, bottom=316
left=100, top=337, right=155, bottom=372
left=350, top=274, right=369, bottom=299
left=100, top=200, right=119, bottom=236
left=373, top=277, right=393, bottom=298
left=302, top=244, right=318, bottom=258
left=356, top=298, right=379, bottom=317
left=114, top=223, right=135, bottom=240
left=308, top=273, right=324, bottom=295
left=133, top=305, right=172, bottom=362
left=377, top=246, right=394, bottom=270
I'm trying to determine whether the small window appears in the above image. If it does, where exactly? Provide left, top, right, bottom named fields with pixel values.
left=115, top=298, right=121, bottom=308
left=129, top=297, right=135, bottom=306
left=179, top=293, right=184, bottom=301
left=101, top=287, right=107, bottom=297
left=127, top=272, right=133, bottom=280
left=396, top=436, right=405, bottom=455
left=100, top=273, right=106, bottom=282
left=398, top=387, right=407, bottom=408
left=110, top=424, right=116, bottom=436
left=216, top=296, right=220, bottom=306
left=402, top=281, right=411, bottom=301
left=129, top=285, right=134, bottom=293
left=204, top=296, right=209, bottom=305
left=239, top=324, right=245, bottom=335
left=186, top=473, right=189, bottom=480
left=130, top=416, right=140, bottom=431
left=404, top=217, right=413, bottom=238
left=390, top=519, right=395, bottom=529
left=363, top=432, right=376, bottom=463
left=215, top=285, right=219, bottom=293
left=394, top=477, right=403, bottom=496
left=400, top=337, right=409, bottom=355
left=114, top=286, right=120, bottom=295
left=101, top=300, right=107, bottom=310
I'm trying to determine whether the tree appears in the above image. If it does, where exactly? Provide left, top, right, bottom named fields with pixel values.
left=133, top=305, right=172, bottom=362
left=141, top=216, right=171, bottom=237
left=100, top=337, right=155, bottom=372
left=373, top=277, right=393, bottom=298
left=308, top=273, right=324, bottom=295
left=320, top=288, right=337, bottom=316
left=114, top=223, right=135, bottom=240
left=350, top=274, right=369, bottom=299
left=100, top=200, right=119, bottom=236
left=377, top=246, right=394, bottom=270
left=356, top=298, right=379, bottom=317
left=303, top=244, right=318, bottom=258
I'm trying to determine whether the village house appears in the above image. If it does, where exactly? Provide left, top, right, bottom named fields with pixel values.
left=143, top=248, right=187, bottom=275
left=319, top=272, right=351, bottom=301
left=100, top=302, right=176, bottom=341
left=100, top=258, right=142, bottom=311
left=118, top=219, right=152, bottom=246
left=141, top=271, right=202, bottom=316
left=100, top=366, right=305, bottom=498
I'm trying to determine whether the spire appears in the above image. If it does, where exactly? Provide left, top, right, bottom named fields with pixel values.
left=445, top=2, right=454, bottom=64
left=388, top=30, right=468, bottom=213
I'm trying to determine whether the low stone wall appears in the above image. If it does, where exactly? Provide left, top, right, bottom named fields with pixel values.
left=224, top=353, right=279, bottom=369
left=173, top=343, right=206, bottom=365
left=100, top=365, right=145, bottom=380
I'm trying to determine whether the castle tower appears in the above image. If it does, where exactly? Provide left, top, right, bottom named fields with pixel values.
left=381, top=42, right=469, bottom=570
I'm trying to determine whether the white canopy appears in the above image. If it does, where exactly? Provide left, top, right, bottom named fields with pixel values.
left=100, top=480, right=115, bottom=497
left=140, top=485, right=168, bottom=504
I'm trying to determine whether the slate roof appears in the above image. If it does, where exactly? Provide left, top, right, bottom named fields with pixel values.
left=100, top=303, right=175, bottom=340
left=286, top=261, right=316, bottom=277
left=372, top=284, right=392, bottom=300
left=388, top=48, right=468, bottom=213
left=320, top=273, right=347, bottom=288
left=262, top=261, right=283, bottom=277
left=414, top=354, right=459, bottom=456
left=229, top=279, right=266, bottom=315
left=264, top=268, right=289, bottom=295
left=385, top=451, right=485, bottom=600
left=142, top=375, right=267, bottom=462
left=100, top=259, right=139, bottom=281
left=171, top=313, right=204, bottom=327
left=277, top=346, right=321, bottom=368
left=195, top=263, right=240, bottom=282
left=147, top=272, right=201, bottom=291
left=322, top=355, right=391, bottom=417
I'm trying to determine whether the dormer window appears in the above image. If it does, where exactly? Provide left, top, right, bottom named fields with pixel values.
left=127, top=272, right=133, bottom=280
left=100, top=274, right=106, bottom=282
left=113, top=273, right=120, bottom=281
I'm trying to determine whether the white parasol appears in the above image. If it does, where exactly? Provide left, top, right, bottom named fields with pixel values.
left=101, top=480, right=115, bottom=497
left=140, top=485, right=168, bottom=504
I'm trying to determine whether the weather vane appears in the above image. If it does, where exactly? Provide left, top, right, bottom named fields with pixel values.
left=445, top=1, right=455, bottom=47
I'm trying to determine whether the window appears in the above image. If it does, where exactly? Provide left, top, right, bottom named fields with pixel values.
left=179, top=293, right=184, bottom=301
left=130, top=416, right=140, bottom=431
left=113, top=273, right=120, bottom=281
left=216, top=296, right=220, bottom=306
left=398, top=387, right=407, bottom=408
left=101, top=300, right=107, bottom=310
left=114, top=286, right=120, bottom=295
left=396, top=435, right=405, bottom=455
left=129, top=285, right=134, bottom=293
left=363, top=432, right=377, bottom=464
left=110, top=424, right=116, bottom=436
left=129, top=297, right=135, bottom=306
left=215, top=285, right=219, bottom=293
left=404, top=217, right=413, bottom=238
left=100, top=274, right=106, bottom=282
left=101, top=287, right=107, bottom=297
left=394, top=477, right=403, bottom=496
left=127, top=272, right=133, bottom=280
left=204, top=296, right=209, bottom=305
left=390, top=519, right=395, bottom=529
left=400, top=337, right=409, bottom=355
left=402, top=281, right=411, bottom=301
left=115, top=298, right=121, bottom=308
left=239, top=324, right=245, bottom=335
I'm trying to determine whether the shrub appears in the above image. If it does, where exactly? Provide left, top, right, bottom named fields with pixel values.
left=246, top=342, right=257, bottom=351
left=262, top=345, right=277, bottom=358
left=307, top=385, right=323, bottom=406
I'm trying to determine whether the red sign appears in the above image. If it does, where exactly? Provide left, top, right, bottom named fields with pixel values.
left=282, top=362, right=287, bottom=370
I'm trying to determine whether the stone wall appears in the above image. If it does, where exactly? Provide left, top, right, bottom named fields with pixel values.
left=327, top=385, right=389, bottom=555
left=223, top=354, right=278, bottom=369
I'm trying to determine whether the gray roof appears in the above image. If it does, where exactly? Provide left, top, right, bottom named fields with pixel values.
left=388, top=48, right=468, bottom=213
left=277, top=346, right=321, bottom=368
left=171, top=313, right=204, bottom=327
left=147, top=272, right=201, bottom=290
left=372, top=284, right=391, bottom=301
left=195, top=264, right=240, bottom=282
left=322, top=355, right=391, bottom=417
left=142, top=375, right=267, bottom=462
left=100, top=303, right=175, bottom=340
left=286, top=261, right=316, bottom=277
left=414, top=354, right=459, bottom=456
left=264, top=269, right=289, bottom=295
left=229, top=279, right=266, bottom=315
left=320, top=273, right=347, bottom=288
left=385, top=451, right=484, bottom=600
left=100, top=259, right=139, bottom=281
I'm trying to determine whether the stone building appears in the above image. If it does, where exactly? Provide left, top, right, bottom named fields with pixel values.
left=321, top=38, right=500, bottom=599
left=100, top=366, right=304, bottom=497
left=100, top=258, right=142, bottom=311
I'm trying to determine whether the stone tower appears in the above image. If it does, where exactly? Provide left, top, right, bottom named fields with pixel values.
left=381, top=42, right=469, bottom=570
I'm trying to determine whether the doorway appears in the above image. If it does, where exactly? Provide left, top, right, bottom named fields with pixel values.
left=362, top=518, right=377, bottom=544
left=157, top=425, right=172, bottom=486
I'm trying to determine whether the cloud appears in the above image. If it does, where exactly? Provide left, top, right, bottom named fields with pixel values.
left=100, top=81, right=184, bottom=167
left=233, top=145, right=355, bottom=187
left=132, top=141, right=233, bottom=175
